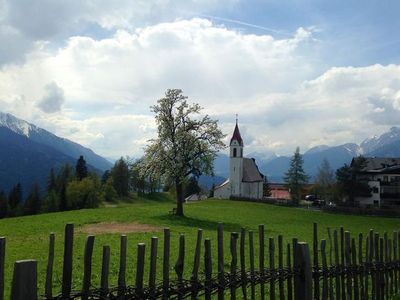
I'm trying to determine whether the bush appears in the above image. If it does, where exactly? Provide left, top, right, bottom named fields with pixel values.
left=66, top=177, right=101, bottom=209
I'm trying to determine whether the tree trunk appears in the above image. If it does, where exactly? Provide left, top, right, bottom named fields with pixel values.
left=175, top=180, right=184, bottom=216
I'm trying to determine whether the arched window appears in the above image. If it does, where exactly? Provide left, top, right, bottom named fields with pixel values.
left=233, top=148, right=237, bottom=157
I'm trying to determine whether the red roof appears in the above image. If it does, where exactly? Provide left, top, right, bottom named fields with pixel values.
left=230, top=123, right=243, bottom=146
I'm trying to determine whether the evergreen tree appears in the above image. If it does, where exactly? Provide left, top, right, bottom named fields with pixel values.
left=8, top=183, right=22, bottom=216
left=284, top=147, right=309, bottom=205
left=76, top=155, right=88, bottom=181
left=336, top=156, right=371, bottom=205
left=0, top=191, right=8, bottom=218
left=101, top=170, right=111, bottom=185
left=59, top=184, right=67, bottom=211
left=47, top=168, right=57, bottom=193
left=43, top=190, right=59, bottom=213
left=111, top=157, right=130, bottom=197
left=56, top=164, right=74, bottom=211
left=24, top=183, right=41, bottom=215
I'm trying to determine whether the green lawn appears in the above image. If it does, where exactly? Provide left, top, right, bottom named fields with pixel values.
left=0, top=194, right=398, bottom=297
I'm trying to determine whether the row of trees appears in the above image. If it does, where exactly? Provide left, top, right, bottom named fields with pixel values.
left=283, top=147, right=371, bottom=205
left=0, top=155, right=153, bottom=219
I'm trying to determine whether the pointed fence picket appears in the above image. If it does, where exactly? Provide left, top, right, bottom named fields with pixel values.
left=0, top=222, right=399, bottom=299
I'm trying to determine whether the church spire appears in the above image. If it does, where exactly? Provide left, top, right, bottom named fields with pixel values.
left=230, top=115, right=243, bottom=146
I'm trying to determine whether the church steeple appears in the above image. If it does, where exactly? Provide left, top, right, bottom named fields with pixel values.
left=230, top=117, right=243, bottom=158
left=230, top=117, right=243, bottom=147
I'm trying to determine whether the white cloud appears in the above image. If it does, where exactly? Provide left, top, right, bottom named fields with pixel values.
left=1, top=16, right=400, bottom=158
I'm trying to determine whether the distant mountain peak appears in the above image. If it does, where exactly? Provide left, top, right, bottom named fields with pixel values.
left=305, top=145, right=330, bottom=155
left=361, top=126, right=400, bottom=154
left=0, top=111, right=112, bottom=172
left=0, top=112, right=36, bottom=137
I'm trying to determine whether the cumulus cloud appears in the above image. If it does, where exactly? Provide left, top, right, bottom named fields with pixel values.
left=36, top=82, right=65, bottom=113
left=1, top=16, right=400, bottom=158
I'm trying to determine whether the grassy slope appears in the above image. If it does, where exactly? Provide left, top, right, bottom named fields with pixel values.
left=0, top=194, right=398, bottom=297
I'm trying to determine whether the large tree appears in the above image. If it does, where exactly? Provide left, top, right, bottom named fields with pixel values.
left=336, top=156, right=371, bottom=205
left=284, top=147, right=309, bottom=205
left=111, top=157, right=130, bottom=197
left=24, top=183, right=41, bottom=215
left=314, top=158, right=336, bottom=201
left=76, top=155, right=88, bottom=181
left=142, top=89, right=225, bottom=216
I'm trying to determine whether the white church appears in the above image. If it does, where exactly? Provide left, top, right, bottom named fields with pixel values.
left=214, top=121, right=265, bottom=200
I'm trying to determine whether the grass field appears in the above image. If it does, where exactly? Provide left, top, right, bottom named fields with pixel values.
left=0, top=193, right=399, bottom=297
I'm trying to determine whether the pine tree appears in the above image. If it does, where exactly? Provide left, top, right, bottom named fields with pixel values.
left=0, top=191, right=8, bottom=218
left=101, top=170, right=111, bottom=185
left=24, top=183, right=41, bottom=215
left=336, top=156, right=371, bottom=205
left=8, top=183, right=22, bottom=216
left=47, top=168, right=57, bottom=193
left=284, top=147, right=309, bottom=205
left=76, top=155, right=88, bottom=181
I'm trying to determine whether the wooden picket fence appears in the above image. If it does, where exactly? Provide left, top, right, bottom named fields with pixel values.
left=2, top=222, right=400, bottom=299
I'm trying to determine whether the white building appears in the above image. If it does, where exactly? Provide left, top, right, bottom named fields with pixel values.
left=214, top=122, right=264, bottom=200
left=354, top=157, right=400, bottom=207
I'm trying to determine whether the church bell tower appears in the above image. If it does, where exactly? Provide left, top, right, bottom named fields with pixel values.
left=229, top=117, right=243, bottom=197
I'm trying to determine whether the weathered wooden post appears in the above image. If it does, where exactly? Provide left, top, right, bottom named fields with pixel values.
left=45, top=233, right=54, bottom=300
left=81, top=235, right=95, bottom=300
left=0, top=237, right=5, bottom=300
left=118, top=234, right=127, bottom=297
left=11, top=260, right=37, bottom=300
left=217, top=223, right=225, bottom=300
left=294, top=242, right=312, bottom=300
left=136, top=243, right=146, bottom=298
left=62, top=223, right=74, bottom=298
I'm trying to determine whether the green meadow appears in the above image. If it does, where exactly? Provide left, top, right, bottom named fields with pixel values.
left=0, top=194, right=398, bottom=297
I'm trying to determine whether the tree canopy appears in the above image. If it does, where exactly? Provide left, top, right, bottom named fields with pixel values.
left=142, top=89, right=225, bottom=216
left=284, top=147, right=309, bottom=205
left=336, top=156, right=371, bottom=204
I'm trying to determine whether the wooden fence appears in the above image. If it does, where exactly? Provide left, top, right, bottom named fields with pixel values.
left=2, top=222, right=400, bottom=299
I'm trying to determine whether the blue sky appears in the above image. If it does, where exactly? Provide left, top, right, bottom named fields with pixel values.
left=0, top=0, right=400, bottom=158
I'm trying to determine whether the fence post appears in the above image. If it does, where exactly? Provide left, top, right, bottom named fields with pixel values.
left=62, top=223, right=74, bottom=298
left=294, top=242, right=312, bottom=300
left=11, top=260, right=37, bottom=300
left=0, top=237, right=5, bottom=300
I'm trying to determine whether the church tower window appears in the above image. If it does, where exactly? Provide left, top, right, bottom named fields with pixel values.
left=233, top=148, right=237, bottom=157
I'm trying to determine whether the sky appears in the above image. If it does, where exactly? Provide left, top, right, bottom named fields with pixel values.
left=1, top=0, right=400, bottom=159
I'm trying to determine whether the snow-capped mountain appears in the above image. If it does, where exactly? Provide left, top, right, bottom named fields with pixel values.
left=360, top=127, right=400, bottom=154
left=0, top=112, right=112, bottom=171
left=0, top=112, right=112, bottom=193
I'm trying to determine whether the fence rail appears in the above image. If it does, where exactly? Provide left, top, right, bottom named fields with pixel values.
left=2, top=222, right=400, bottom=299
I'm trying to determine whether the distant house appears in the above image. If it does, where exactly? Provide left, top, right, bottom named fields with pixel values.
left=354, top=157, right=400, bottom=207
left=214, top=121, right=264, bottom=200
left=269, top=183, right=291, bottom=200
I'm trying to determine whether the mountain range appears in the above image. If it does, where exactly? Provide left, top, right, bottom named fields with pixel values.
left=0, top=112, right=112, bottom=193
left=213, top=127, right=400, bottom=183
left=1, top=111, right=400, bottom=192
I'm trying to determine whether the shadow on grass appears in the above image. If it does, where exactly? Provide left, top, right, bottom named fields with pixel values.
left=140, top=192, right=175, bottom=203
left=153, top=214, right=241, bottom=232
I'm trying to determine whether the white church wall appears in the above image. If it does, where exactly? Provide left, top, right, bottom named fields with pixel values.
left=214, top=183, right=231, bottom=199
